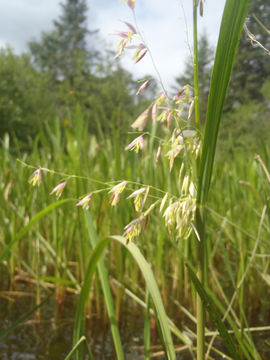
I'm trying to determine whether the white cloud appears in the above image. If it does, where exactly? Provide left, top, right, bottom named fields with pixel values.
left=91, top=0, right=226, bottom=88
left=0, top=0, right=226, bottom=87
left=0, top=0, right=61, bottom=52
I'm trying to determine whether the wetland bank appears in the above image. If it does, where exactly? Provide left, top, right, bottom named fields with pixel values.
left=1, top=0, right=270, bottom=359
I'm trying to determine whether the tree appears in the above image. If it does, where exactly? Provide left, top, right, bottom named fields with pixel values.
left=227, top=0, right=270, bottom=107
left=217, top=0, right=270, bottom=157
left=0, top=47, right=54, bottom=146
left=218, top=99, right=270, bottom=158
left=60, top=54, right=148, bottom=137
left=29, top=0, right=97, bottom=84
left=27, top=0, right=152, bottom=138
left=175, top=32, right=214, bottom=123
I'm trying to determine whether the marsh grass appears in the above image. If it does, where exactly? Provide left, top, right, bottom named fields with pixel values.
left=1, top=112, right=270, bottom=359
left=1, top=0, right=270, bottom=359
left=2, top=110, right=270, bottom=359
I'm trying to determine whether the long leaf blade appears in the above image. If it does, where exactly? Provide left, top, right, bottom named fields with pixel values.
left=198, top=0, right=250, bottom=205
left=0, top=199, right=72, bottom=261
left=187, top=264, right=241, bottom=360
left=111, top=235, right=176, bottom=360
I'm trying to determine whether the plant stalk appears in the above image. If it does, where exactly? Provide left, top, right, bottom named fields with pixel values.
left=195, top=207, right=206, bottom=360
left=193, top=1, right=205, bottom=359
left=193, top=0, right=200, bottom=133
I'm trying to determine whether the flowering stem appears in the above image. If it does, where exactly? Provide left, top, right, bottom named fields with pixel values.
left=193, top=1, right=205, bottom=360
left=131, top=9, right=167, bottom=94
left=193, top=0, right=200, bottom=133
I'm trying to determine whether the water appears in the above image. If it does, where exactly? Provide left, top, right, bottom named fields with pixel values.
left=1, top=279, right=270, bottom=359
left=0, top=287, right=166, bottom=360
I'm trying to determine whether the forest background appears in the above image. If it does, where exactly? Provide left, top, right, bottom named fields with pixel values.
left=0, top=0, right=269, bottom=155
left=1, top=0, right=270, bottom=358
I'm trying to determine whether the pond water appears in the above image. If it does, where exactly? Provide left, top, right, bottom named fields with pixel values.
left=1, top=284, right=187, bottom=360
left=1, top=280, right=270, bottom=359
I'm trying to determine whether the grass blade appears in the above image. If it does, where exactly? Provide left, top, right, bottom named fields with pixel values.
left=0, top=293, right=52, bottom=340
left=73, top=214, right=176, bottom=360
left=187, top=264, right=241, bottom=360
left=73, top=235, right=111, bottom=358
left=144, top=288, right=151, bottom=360
left=198, top=0, right=250, bottom=204
left=111, top=235, right=176, bottom=360
left=195, top=2, right=250, bottom=359
left=0, top=199, right=72, bottom=261
left=64, top=336, right=94, bottom=360
left=74, top=211, right=124, bottom=360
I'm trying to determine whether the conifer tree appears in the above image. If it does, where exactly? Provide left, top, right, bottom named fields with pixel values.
left=29, top=0, right=97, bottom=83
left=228, top=0, right=270, bottom=107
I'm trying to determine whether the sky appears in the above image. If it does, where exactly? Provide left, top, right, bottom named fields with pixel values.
left=0, top=0, right=226, bottom=89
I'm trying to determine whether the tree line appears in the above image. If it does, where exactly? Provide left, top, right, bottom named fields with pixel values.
left=0, top=0, right=269, bottom=156
left=0, top=0, right=151, bottom=148
left=176, top=0, right=270, bottom=156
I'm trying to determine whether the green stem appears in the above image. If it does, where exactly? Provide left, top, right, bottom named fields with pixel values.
left=195, top=207, right=206, bottom=360
left=193, top=0, right=200, bottom=132
left=193, top=2, right=205, bottom=359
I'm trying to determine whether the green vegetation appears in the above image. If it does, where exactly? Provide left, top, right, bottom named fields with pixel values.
left=1, top=0, right=270, bottom=359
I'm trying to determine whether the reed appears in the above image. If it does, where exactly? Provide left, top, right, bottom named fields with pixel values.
left=2, top=0, right=270, bottom=359
left=194, top=1, right=250, bottom=359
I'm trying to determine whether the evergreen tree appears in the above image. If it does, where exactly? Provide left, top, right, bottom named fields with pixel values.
left=29, top=0, right=97, bottom=83
left=175, top=32, right=214, bottom=123
left=218, top=0, right=270, bottom=158
left=228, top=0, right=270, bottom=107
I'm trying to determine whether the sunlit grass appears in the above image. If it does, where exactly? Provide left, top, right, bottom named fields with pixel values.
left=1, top=0, right=270, bottom=359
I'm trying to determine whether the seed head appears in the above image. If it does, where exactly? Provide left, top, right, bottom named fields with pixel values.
left=109, top=181, right=127, bottom=206
left=160, top=193, right=168, bottom=213
left=28, top=169, right=42, bottom=187
left=127, top=187, right=146, bottom=212
left=173, top=88, right=185, bottom=101
left=125, top=135, right=145, bottom=153
left=134, top=49, right=147, bottom=64
left=143, top=203, right=156, bottom=217
left=76, top=193, right=92, bottom=210
left=50, top=182, right=66, bottom=200
left=121, top=21, right=137, bottom=34
left=127, top=0, right=136, bottom=10
left=123, top=217, right=142, bottom=243
left=136, top=80, right=149, bottom=95
left=155, top=146, right=162, bottom=164
left=131, top=109, right=149, bottom=131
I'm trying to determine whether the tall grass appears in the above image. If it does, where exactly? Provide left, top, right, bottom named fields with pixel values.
left=1, top=0, right=270, bottom=359
left=1, top=107, right=270, bottom=358
left=194, top=1, right=250, bottom=359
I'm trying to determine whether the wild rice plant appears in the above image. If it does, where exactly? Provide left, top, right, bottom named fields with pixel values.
left=194, top=1, right=250, bottom=359
left=3, top=0, right=270, bottom=359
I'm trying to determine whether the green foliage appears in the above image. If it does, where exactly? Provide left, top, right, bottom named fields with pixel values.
left=2, top=1, right=270, bottom=359
left=0, top=48, right=53, bottom=146
left=60, top=61, right=141, bottom=136
left=176, top=0, right=270, bottom=159
left=197, top=0, right=250, bottom=205
left=29, top=0, right=95, bottom=83
left=228, top=0, right=270, bottom=107
left=218, top=76, right=270, bottom=158
left=1, top=97, right=270, bottom=359
left=219, top=100, right=270, bottom=158
left=188, top=265, right=242, bottom=360
left=0, top=0, right=151, bottom=147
